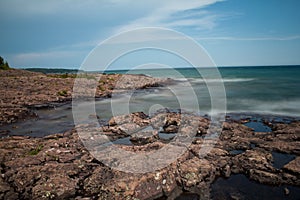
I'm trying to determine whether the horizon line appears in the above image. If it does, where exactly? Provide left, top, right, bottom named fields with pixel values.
left=20, top=64, right=300, bottom=71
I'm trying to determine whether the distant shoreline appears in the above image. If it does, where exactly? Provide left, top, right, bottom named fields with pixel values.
left=22, top=64, right=300, bottom=74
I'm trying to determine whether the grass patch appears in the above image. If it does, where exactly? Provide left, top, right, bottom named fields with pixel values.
left=98, top=86, right=105, bottom=91
left=28, top=145, right=43, bottom=155
left=76, top=73, right=96, bottom=80
left=57, top=90, right=68, bottom=96
left=50, top=73, right=96, bottom=80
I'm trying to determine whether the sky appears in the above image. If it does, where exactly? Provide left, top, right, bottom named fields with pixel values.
left=0, top=0, right=300, bottom=69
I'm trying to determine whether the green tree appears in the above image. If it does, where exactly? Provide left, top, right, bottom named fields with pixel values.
left=0, top=56, right=4, bottom=65
left=0, top=56, right=11, bottom=70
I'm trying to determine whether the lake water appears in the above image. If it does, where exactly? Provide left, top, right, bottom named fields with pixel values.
left=1, top=66, right=300, bottom=137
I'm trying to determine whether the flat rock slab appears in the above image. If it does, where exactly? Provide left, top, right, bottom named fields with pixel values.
left=0, top=112, right=299, bottom=199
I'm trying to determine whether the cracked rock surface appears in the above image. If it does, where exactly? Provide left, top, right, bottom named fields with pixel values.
left=0, top=111, right=299, bottom=199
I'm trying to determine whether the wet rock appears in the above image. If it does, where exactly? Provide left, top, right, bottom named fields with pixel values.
left=162, top=113, right=181, bottom=133
left=223, top=164, right=231, bottom=178
left=249, top=169, right=282, bottom=185
left=284, top=187, right=290, bottom=195
left=231, top=150, right=273, bottom=174
left=257, top=140, right=300, bottom=154
left=197, top=120, right=209, bottom=135
left=1, top=112, right=300, bottom=199
left=179, top=157, right=215, bottom=189
left=150, top=112, right=168, bottom=129
left=273, top=121, right=300, bottom=135
left=108, top=112, right=149, bottom=126
left=283, top=157, right=300, bottom=175
left=0, top=130, right=10, bottom=137
left=130, top=130, right=159, bottom=145
left=163, top=124, right=178, bottom=133
left=117, top=123, right=144, bottom=135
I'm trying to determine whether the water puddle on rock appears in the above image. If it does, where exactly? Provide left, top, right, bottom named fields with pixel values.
left=229, top=149, right=245, bottom=155
left=159, top=133, right=176, bottom=140
left=244, top=121, right=272, bottom=132
left=0, top=103, right=75, bottom=137
left=175, top=192, right=199, bottom=200
left=156, top=192, right=200, bottom=200
left=271, top=152, right=296, bottom=169
left=112, top=137, right=132, bottom=145
left=211, top=174, right=300, bottom=200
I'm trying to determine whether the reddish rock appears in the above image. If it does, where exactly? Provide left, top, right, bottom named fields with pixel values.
left=0, top=111, right=300, bottom=199
left=283, top=157, right=300, bottom=175
left=0, top=70, right=168, bottom=125
left=32, top=174, right=78, bottom=199
left=249, top=169, right=282, bottom=185
left=130, top=130, right=159, bottom=145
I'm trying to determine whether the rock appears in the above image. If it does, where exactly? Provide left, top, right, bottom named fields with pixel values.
left=0, top=176, right=18, bottom=200
left=133, top=175, right=164, bottom=199
left=9, top=165, right=42, bottom=198
left=130, top=130, right=159, bottom=145
left=108, top=114, right=132, bottom=126
left=1, top=111, right=300, bottom=199
left=284, top=187, right=290, bottom=195
left=223, top=164, right=231, bottom=178
left=283, top=157, right=300, bottom=175
left=0, top=130, right=10, bottom=137
left=230, top=192, right=244, bottom=200
left=249, top=169, right=282, bottom=185
left=162, top=113, right=181, bottom=133
left=163, top=124, right=178, bottom=133
left=231, top=150, right=273, bottom=174
left=83, top=166, right=114, bottom=196
left=179, top=157, right=215, bottom=188
left=32, top=174, right=78, bottom=199
left=117, top=123, right=143, bottom=135
left=150, top=112, right=168, bottom=129
left=0, top=70, right=167, bottom=125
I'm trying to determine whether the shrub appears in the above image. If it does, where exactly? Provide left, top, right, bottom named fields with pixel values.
left=0, top=56, right=10, bottom=70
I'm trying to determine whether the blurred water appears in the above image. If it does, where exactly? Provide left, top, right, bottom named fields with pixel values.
left=1, top=66, right=300, bottom=137
left=109, top=66, right=300, bottom=116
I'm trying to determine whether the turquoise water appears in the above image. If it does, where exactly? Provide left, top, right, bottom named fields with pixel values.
left=106, top=66, right=300, bottom=116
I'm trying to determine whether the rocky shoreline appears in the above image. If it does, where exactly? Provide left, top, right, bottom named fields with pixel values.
left=0, top=69, right=299, bottom=199
left=0, top=69, right=170, bottom=126
left=0, top=111, right=299, bottom=199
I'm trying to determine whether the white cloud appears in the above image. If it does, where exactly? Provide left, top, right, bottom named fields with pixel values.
left=115, top=0, right=223, bottom=32
left=10, top=50, right=86, bottom=68
left=0, top=0, right=156, bottom=18
left=197, top=35, right=300, bottom=41
left=0, top=0, right=109, bottom=15
left=1, top=0, right=224, bottom=68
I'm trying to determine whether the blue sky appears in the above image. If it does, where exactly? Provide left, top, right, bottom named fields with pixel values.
left=1, top=0, right=300, bottom=69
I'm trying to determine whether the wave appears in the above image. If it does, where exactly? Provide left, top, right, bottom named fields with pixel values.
left=175, top=78, right=255, bottom=83
left=227, top=99, right=300, bottom=117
